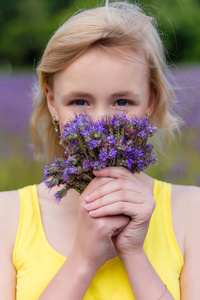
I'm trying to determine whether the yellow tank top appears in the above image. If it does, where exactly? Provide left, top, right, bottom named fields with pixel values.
left=13, top=180, right=183, bottom=300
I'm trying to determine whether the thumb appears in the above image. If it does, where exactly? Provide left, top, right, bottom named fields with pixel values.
left=106, top=214, right=130, bottom=237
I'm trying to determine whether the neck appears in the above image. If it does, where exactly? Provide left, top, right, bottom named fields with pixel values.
left=38, top=182, right=80, bottom=214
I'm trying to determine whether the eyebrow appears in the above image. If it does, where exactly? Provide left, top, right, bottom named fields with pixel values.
left=111, top=91, right=140, bottom=98
left=62, top=92, right=94, bottom=99
left=62, top=90, right=140, bottom=100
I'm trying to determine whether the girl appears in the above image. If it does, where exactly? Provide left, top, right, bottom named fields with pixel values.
left=1, top=1, right=200, bottom=299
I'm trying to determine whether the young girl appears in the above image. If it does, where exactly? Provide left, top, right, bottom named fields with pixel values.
left=1, top=1, right=200, bottom=299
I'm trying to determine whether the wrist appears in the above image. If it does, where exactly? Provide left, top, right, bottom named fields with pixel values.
left=118, top=247, right=146, bottom=267
left=69, top=248, right=99, bottom=278
left=118, top=250, right=174, bottom=300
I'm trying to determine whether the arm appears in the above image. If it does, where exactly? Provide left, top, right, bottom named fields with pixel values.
left=38, top=251, right=97, bottom=300
left=39, top=176, right=130, bottom=299
left=174, top=186, right=200, bottom=299
left=84, top=167, right=174, bottom=299
left=0, top=191, right=20, bottom=300
left=119, top=250, right=173, bottom=300
left=0, top=191, right=91, bottom=300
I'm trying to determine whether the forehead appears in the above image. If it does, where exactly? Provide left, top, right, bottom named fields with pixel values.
left=53, top=47, right=149, bottom=90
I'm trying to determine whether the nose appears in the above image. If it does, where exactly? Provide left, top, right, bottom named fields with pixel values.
left=90, top=108, right=111, bottom=122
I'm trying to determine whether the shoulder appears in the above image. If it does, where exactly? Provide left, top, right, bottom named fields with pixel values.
left=0, top=189, right=20, bottom=222
left=0, top=190, right=20, bottom=254
left=0, top=189, right=20, bottom=218
left=171, top=184, right=200, bottom=217
left=171, top=185, right=200, bottom=295
left=171, top=184, right=200, bottom=258
left=172, top=183, right=200, bottom=200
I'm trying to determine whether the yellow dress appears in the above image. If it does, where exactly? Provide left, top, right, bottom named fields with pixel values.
left=14, top=180, right=183, bottom=299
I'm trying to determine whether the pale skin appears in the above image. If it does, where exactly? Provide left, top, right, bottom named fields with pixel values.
left=1, top=47, right=200, bottom=299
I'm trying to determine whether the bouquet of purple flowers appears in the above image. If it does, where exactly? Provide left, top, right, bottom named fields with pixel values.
left=44, top=114, right=157, bottom=200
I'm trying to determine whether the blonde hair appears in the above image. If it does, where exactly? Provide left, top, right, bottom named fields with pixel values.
left=30, top=1, right=180, bottom=162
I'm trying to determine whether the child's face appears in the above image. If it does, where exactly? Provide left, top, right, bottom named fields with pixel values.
left=46, top=47, right=155, bottom=130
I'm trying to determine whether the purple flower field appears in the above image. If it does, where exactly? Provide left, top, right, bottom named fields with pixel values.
left=0, top=66, right=200, bottom=190
left=170, top=66, right=200, bottom=128
left=0, top=72, right=36, bottom=158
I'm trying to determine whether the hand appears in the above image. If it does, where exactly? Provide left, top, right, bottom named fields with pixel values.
left=83, top=167, right=156, bottom=259
left=71, top=175, right=130, bottom=273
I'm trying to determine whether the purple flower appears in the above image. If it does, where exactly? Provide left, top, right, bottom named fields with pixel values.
left=88, top=139, right=99, bottom=149
left=68, top=166, right=79, bottom=175
left=99, top=148, right=108, bottom=162
left=44, top=113, right=157, bottom=200
left=109, top=148, right=117, bottom=158
left=83, top=159, right=92, bottom=171
left=105, top=135, right=116, bottom=145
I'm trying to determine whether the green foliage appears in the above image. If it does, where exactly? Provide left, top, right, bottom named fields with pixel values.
left=1, top=0, right=200, bottom=68
left=140, top=0, right=200, bottom=63
left=147, top=128, right=200, bottom=186
left=0, top=156, right=42, bottom=191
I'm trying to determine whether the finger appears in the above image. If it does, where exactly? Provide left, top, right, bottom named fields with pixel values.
left=84, top=178, right=143, bottom=202
left=88, top=201, right=155, bottom=222
left=80, top=176, right=115, bottom=200
left=93, top=167, right=142, bottom=184
left=84, top=190, right=144, bottom=212
left=102, top=214, right=130, bottom=237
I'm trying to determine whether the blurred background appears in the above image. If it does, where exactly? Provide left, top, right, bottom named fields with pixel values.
left=0, top=0, right=200, bottom=191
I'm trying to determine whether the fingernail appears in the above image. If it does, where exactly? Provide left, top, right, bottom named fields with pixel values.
left=84, top=203, right=92, bottom=209
left=89, top=210, right=96, bottom=216
left=85, top=193, right=93, bottom=201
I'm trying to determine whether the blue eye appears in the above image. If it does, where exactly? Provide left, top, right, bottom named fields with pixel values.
left=116, top=100, right=128, bottom=106
left=74, top=100, right=86, bottom=106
